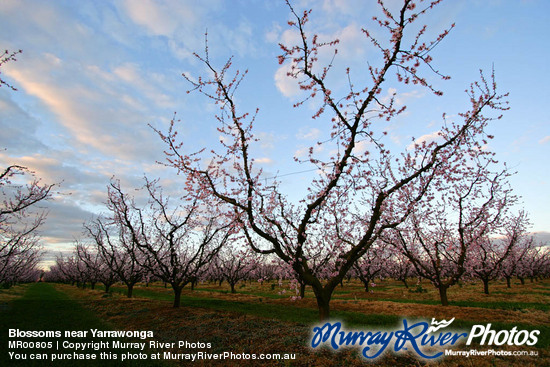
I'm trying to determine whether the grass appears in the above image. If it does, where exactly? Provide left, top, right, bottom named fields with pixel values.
left=92, top=283, right=402, bottom=326
left=366, top=297, right=550, bottom=311
left=0, top=283, right=166, bottom=366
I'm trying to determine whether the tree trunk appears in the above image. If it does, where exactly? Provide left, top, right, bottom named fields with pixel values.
left=230, top=282, right=236, bottom=294
left=299, top=282, right=306, bottom=299
left=91, top=282, right=96, bottom=290
left=316, top=296, right=330, bottom=321
left=438, top=286, right=449, bottom=306
left=172, top=285, right=183, bottom=308
left=127, top=283, right=134, bottom=298
left=312, top=286, right=332, bottom=321
left=482, top=278, right=489, bottom=295
left=401, top=278, right=409, bottom=288
left=104, top=282, right=112, bottom=293
left=518, top=276, right=525, bottom=285
left=506, top=276, right=511, bottom=288
left=358, top=276, right=369, bottom=292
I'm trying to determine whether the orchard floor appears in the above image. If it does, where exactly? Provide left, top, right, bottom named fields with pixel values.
left=1, top=279, right=548, bottom=366
left=0, top=282, right=166, bottom=366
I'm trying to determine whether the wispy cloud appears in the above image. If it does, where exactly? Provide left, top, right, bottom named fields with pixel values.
left=296, top=127, right=321, bottom=141
left=254, top=157, right=274, bottom=165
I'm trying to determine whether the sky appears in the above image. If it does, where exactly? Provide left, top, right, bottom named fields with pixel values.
left=0, top=0, right=549, bottom=268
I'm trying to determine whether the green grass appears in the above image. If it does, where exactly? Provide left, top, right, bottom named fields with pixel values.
left=0, top=283, right=166, bottom=366
left=115, top=281, right=546, bottom=312
left=365, top=297, right=550, bottom=311
left=193, top=287, right=288, bottom=299
left=99, top=282, right=550, bottom=313
left=92, top=284, right=401, bottom=326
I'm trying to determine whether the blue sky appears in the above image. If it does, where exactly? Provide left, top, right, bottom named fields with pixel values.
left=0, top=0, right=548, bottom=267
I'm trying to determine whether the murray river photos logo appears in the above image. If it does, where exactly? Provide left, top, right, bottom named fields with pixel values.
left=310, top=318, right=540, bottom=360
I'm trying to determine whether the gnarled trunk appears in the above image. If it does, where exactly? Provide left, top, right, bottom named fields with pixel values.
left=312, top=285, right=332, bottom=321
left=438, top=286, right=449, bottom=306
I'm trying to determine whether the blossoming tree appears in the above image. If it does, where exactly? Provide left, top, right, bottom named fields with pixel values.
left=0, top=164, right=55, bottom=286
left=154, top=0, right=509, bottom=319
left=467, top=211, right=530, bottom=294
left=0, top=49, right=55, bottom=286
left=388, top=160, right=515, bottom=306
left=107, top=177, right=235, bottom=307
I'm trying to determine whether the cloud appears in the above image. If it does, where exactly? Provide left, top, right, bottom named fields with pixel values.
left=321, top=0, right=371, bottom=16
left=0, top=91, right=48, bottom=155
left=220, top=18, right=257, bottom=58
left=272, top=20, right=368, bottom=100
left=39, top=198, right=98, bottom=245
left=296, top=127, right=321, bottom=141
left=112, top=62, right=175, bottom=108
left=119, top=0, right=258, bottom=61
left=531, top=231, right=550, bottom=244
left=406, top=131, right=442, bottom=150
left=274, top=63, right=301, bottom=98
left=265, top=23, right=283, bottom=43
left=352, top=139, right=372, bottom=156
left=255, top=132, right=279, bottom=150
left=294, top=143, right=324, bottom=159
left=539, top=136, right=550, bottom=145
left=294, top=146, right=310, bottom=159
left=121, top=0, right=195, bottom=37
left=0, top=151, right=108, bottom=191
left=380, top=87, right=425, bottom=108
left=254, top=157, right=274, bottom=165
left=332, top=23, right=366, bottom=59
left=5, top=53, right=172, bottom=163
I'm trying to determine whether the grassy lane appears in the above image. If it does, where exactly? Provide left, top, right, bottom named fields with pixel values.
left=0, top=283, right=165, bottom=366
